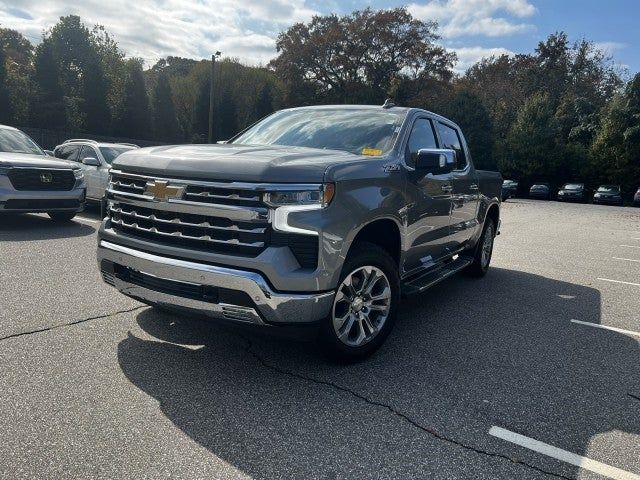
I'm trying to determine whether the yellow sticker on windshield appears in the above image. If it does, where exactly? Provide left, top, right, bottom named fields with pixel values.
left=362, top=148, right=383, bottom=156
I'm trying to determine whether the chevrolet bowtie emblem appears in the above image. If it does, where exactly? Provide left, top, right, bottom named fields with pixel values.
left=144, top=180, right=185, bottom=201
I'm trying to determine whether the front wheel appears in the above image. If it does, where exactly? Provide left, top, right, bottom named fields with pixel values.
left=465, top=218, right=495, bottom=277
left=319, top=242, right=400, bottom=363
left=48, top=212, right=76, bottom=222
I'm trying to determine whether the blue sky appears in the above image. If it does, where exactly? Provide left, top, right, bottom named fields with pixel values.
left=1, top=0, right=637, bottom=74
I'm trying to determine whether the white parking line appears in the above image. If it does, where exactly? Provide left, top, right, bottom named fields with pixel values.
left=489, top=426, right=640, bottom=480
left=621, top=245, right=640, bottom=249
left=613, top=257, right=640, bottom=263
left=598, top=278, right=640, bottom=287
left=570, top=319, right=640, bottom=337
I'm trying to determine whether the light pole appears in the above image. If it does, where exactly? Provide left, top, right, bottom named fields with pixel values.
left=208, top=51, right=222, bottom=143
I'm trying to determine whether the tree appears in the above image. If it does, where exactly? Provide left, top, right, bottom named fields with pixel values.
left=113, top=59, right=150, bottom=138
left=152, top=72, right=179, bottom=141
left=270, top=7, right=455, bottom=104
left=46, top=15, right=111, bottom=132
left=30, top=39, right=66, bottom=129
left=591, top=73, right=640, bottom=195
left=439, top=89, right=494, bottom=170
left=502, top=93, right=564, bottom=182
left=0, top=28, right=34, bottom=124
left=0, top=46, right=12, bottom=123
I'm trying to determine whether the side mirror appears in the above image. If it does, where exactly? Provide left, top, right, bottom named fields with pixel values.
left=216, top=140, right=228, bottom=144
left=44, top=150, right=54, bottom=157
left=415, top=148, right=456, bottom=173
left=82, top=157, right=100, bottom=167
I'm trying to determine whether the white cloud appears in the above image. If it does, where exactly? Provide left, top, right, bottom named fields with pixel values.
left=593, top=41, right=627, bottom=55
left=408, top=0, right=536, bottom=38
left=452, top=46, right=514, bottom=72
left=0, top=0, right=319, bottom=66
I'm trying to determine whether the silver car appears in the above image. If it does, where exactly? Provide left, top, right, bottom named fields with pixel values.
left=0, top=125, right=86, bottom=221
left=54, top=139, right=138, bottom=205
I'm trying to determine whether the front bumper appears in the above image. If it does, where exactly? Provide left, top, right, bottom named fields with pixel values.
left=593, top=196, right=622, bottom=205
left=0, top=177, right=85, bottom=213
left=97, top=240, right=335, bottom=326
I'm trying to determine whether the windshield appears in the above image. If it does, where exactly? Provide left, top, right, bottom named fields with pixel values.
left=99, top=146, right=135, bottom=164
left=562, top=183, right=583, bottom=190
left=232, top=109, right=406, bottom=156
left=532, top=184, right=548, bottom=189
left=0, top=128, right=44, bottom=155
left=598, top=185, right=620, bottom=193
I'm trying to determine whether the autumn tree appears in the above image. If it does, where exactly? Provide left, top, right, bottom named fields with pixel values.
left=270, top=7, right=455, bottom=104
left=0, top=28, right=33, bottom=124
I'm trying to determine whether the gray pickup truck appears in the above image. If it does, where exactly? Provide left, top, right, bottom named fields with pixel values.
left=97, top=104, right=501, bottom=361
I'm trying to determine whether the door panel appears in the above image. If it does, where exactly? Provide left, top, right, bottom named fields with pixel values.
left=403, top=118, right=453, bottom=274
left=435, top=122, right=480, bottom=247
left=78, top=146, right=101, bottom=200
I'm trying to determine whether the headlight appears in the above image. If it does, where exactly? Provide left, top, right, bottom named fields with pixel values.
left=264, top=183, right=335, bottom=207
left=267, top=184, right=335, bottom=235
left=73, top=168, right=84, bottom=179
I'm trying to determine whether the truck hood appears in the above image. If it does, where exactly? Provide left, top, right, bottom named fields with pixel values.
left=112, top=144, right=359, bottom=183
left=0, top=152, right=75, bottom=169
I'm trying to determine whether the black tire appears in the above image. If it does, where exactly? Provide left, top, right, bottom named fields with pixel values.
left=465, top=218, right=495, bottom=278
left=319, top=242, right=400, bottom=363
left=48, top=212, right=76, bottom=222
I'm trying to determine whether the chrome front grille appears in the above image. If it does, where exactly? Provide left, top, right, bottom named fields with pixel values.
left=106, top=170, right=319, bottom=267
left=109, top=171, right=264, bottom=206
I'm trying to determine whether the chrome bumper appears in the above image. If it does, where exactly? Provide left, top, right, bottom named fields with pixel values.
left=97, top=240, right=334, bottom=325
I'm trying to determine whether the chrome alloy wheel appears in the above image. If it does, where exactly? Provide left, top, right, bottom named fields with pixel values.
left=332, top=266, right=391, bottom=347
left=481, top=223, right=494, bottom=269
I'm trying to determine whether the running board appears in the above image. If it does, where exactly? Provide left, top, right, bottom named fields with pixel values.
left=402, top=255, right=473, bottom=296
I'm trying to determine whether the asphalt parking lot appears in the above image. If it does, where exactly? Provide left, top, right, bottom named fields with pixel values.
left=1, top=200, right=639, bottom=480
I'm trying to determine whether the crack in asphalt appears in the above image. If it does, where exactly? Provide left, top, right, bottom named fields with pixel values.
left=0, top=306, right=146, bottom=342
left=629, top=393, right=640, bottom=403
left=244, top=339, right=573, bottom=480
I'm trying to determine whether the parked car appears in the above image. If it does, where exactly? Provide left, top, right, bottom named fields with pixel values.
left=54, top=139, right=138, bottom=210
left=529, top=183, right=552, bottom=200
left=593, top=185, right=623, bottom=206
left=557, top=183, right=588, bottom=203
left=0, top=125, right=86, bottom=221
left=502, top=180, right=518, bottom=201
left=97, top=104, right=503, bottom=361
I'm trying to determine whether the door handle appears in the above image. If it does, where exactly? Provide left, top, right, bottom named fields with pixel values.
left=441, top=185, right=453, bottom=193
left=469, top=184, right=478, bottom=191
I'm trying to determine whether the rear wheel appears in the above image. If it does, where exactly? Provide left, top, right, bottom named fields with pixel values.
left=319, top=242, right=399, bottom=363
left=48, top=212, right=76, bottom=222
left=465, top=218, right=495, bottom=277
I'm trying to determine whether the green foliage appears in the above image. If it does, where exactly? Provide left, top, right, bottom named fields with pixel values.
left=114, top=59, right=150, bottom=138
left=591, top=73, right=640, bottom=195
left=152, top=72, right=179, bottom=141
left=0, top=28, right=33, bottom=124
left=438, top=89, right=494, bottom=170
left=0, top=46, right=12, bottom=123
left=30, top=39, right=66, bottom=128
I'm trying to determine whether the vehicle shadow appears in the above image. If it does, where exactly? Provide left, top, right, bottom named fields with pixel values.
left=117, top=267, right=639, bottom=478
left=0, top=213, right=96, bottom=241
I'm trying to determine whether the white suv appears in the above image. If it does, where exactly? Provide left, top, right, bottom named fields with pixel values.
left=54, top=139, right=138, bottom=206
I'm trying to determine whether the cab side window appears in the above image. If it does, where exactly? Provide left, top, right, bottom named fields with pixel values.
left=436, top=122, right=467, bottom=170
left=405, top=118, right=437, bottom=167
left=55, top=145, right=80, bottom=162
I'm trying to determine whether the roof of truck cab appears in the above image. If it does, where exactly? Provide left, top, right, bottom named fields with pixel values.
left=0, top=124, right=19, bottom=131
